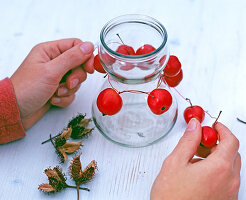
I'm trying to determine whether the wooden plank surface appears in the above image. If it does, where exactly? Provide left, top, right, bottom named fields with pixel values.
left=0, top=0, right=245, bottom=199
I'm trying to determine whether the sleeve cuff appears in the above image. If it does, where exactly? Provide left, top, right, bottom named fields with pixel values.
left=0, top=77, right=26, bottom=144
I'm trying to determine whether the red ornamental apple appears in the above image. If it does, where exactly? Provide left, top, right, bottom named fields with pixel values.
left=116, top=45, right=135, bottom=55
left=147, top=88, right=172, bottom=115
left=201, top=126, right=218, bottom=148
left=116, top=45, right=135, bottom=70
left=184, top=105, right=205, bottom=123
left=163, top=69, right=183, bottom=87
left=94, top=54, right=106, bottom=73
left=97, top=88, right=123, bottom=115
left=136, top=44, right=156, bottom=55
left=136, top=44, right=156, bottom=70
left=164, top=55, right=181, bottom=77
left=101, top=52, right=116, bottom=66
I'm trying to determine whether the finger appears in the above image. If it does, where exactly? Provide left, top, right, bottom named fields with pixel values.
left=190, top=158, right=203, bottom=164
left=50, top=94, right=75, bottom=107
left=83, top=54, right=95, bottom=74
left=38, top=38, right=82, bottom=60
left=47, top=41, right=94, bottom=77
left=56, top=84, right=81, bottom=97
left=234, top=153, right=241, bottom=175
left=66, top=66, right=87, bottom=89
left=211, top=122, right=239, bottom=160
left=171, top=118, right=202, bottom=164
left=232, top=192, right=238, bottom=200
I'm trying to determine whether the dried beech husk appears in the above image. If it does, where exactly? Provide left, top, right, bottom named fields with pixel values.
left=54, top=128, right=72, bottom=147
left=39, top=166, right=67, bottom=193
left=59, top=127, right=72, bottom=140
left=54, top=136, right=66, bottom=148
left=67, top=114, right=93, bottom=139
left=56, top=142, right=82, bottom=163
left=80, top=160, right=97, bottom=184
left=56, top=147, right=68, bottom=163
left=70, top=155, right=82, bottom=183
left=70, top=155, right=97, bottom=185
left=71, top=127, right=93, bottom=139
left=79, top=118, right=91, bottom=128
left=61, top=142, right=82, bottom=154
left=38, top=166, right=90, bottom=194
left=38, top=184, right=56, bottom=193
left=68, top=114, right=85, bottom=128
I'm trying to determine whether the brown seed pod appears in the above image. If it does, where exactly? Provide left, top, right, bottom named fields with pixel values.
left=70, top=155, right=97, bottom=185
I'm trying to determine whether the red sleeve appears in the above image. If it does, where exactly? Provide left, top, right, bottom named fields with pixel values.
left=0, top=78, right=26, bottom=144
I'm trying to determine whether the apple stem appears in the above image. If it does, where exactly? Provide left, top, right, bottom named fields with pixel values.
left=103, top=73, right=108, bottom=78
left=214, top=111, right=222, bottom=124
left=237, top=118, right=246, bottom=124
left=116, top=33, right=131, bottom=55
left=185, top=98, right=193, bottom=107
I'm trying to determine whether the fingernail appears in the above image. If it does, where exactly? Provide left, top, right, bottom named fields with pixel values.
left=52, top=97, right=61, bottom=104
left=70, top=78, right=79, bottom=89
left=80, top=42, right=93, bottom=55
left=186, top=118, right=198, bottom=131
left=58, top=87, right=68, bottom=96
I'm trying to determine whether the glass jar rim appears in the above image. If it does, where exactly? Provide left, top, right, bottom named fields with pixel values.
left=100, top=14, right=168, bottom=60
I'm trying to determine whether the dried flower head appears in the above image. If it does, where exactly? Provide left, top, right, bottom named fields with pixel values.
left=71, top=127, right=94, bottom=140
left=38, top=166, right=67, bottom=193
left=38, top=166, right=89, bottom=194
left=70, top=155, right=97, bottom=186
left=67, top=114, right=93, bottom=139
left=54, top=128, right=72, bottom=147
left=68, top=114, right=85, bottom=128
left=56, top=141, right=82, bottom=163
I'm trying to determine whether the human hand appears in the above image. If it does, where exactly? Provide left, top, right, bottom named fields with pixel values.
left=151, top=119, right=241, bottom=200
left=11, top=38, right=94, bottom=130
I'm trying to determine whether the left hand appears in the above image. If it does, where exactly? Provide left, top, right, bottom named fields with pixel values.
left=11, top=38, right=94, bottom=130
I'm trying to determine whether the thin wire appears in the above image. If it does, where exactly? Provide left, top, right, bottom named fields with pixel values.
left=107, top=75, right=119, bottom=93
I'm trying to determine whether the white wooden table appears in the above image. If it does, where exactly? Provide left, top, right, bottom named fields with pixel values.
left=0, top=0, right=245, bottom=199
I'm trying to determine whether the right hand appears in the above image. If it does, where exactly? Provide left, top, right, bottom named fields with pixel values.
left=151, top=119, right=241, bottom=200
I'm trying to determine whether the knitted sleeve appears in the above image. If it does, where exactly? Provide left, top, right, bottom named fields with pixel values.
left=0, top=77, right=26, bottom=144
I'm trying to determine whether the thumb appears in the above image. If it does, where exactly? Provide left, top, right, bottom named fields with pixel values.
left=48, top=41, right=94, bottom=77
left=171, top=118, right=202, bottom=164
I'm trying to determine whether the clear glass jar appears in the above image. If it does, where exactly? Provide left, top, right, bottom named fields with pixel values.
left=92, top=14, right=178, bottom=147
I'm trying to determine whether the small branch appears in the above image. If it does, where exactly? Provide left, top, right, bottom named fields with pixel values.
left=49, top=134, right=56, bottom=147
left=41, top=134, right=60, bottom=144
left=77, top=185, right=80, bottom=200
left=237, top=118, right=246, bottom=124
left=66, top=185, right=90, bottom=192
